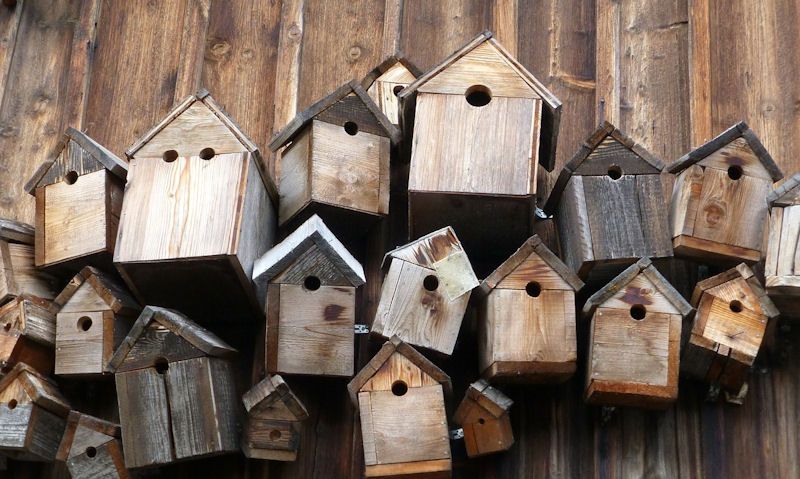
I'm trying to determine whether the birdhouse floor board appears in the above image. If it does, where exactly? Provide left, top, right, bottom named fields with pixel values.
left=482, top=361, right=576, bottom=383
left=363, top=459, right=452, bottom=478
left=242, top=445, right=298, bottom=462
left=673, top=235, right=761, bottom=264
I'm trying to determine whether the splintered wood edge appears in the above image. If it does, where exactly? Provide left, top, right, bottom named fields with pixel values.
left=0, top=218, right=34, bottom=244
left=768, top=172, right=800, bottom=206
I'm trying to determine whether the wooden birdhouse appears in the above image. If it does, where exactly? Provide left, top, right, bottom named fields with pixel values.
left=241, top=374, right=309, bottom=461
left=583, top=258, right=692, bottom=409
left=361, top=56, right=421, bottom=127
left=24, top=128, right=127, bottom=272
left=683, top=263, right=778, bottom=394
left=544, top=122, right=672, bottom=281
left=477, top=235, right=584, bottom=383
left=0, top=219, right=58, bottom=305
left=108, top=306, right=239, bottom=468
left=347, top=336, right=452, bottom=478
left=453, top=379, right=513, bottom=458
left=0, top=295, right=56, bottom=374
left=397, top=31, right=561, bottom=265
left=252, top=214, right=364, bottom=377
left=56, top=411, right=128, bottom=478
left=0, top=362, right=70, bottom=462
left=114, top=90, right=278, bottom=322
left=766, top=173, right=800, bottom=317
left=53, top=266, right=139, bottom=377
left=667, top=122, right=783, bottom=264
left=373, top=226, right=479, bottom=355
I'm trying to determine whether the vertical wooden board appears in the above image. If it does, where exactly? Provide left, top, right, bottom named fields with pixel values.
left=55, top=311, right=104, bottom=375
left=777, top=206, right=800, bottom=277
left=278, top=126, right=312, bottom=223
left=207, top=357, right=239, bottom=453
left=582, top=174, right=646, bottom=261
left=669, top=165, right=704, bottom=238
left=27, top=407, right=67, bottom=462
left=556, top=176, right=594, bottom=273
left=233, top=156, right=275, bottom=280
left=6, top=243, right=56, bottom=301
left=765, top=206, right=783, bottom=278
left=636, top=174, right=672, bottom=258
left=0, top=402, right=32, bottom=449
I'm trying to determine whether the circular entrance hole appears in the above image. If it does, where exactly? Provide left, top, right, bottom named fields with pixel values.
left=630, top=304, right=647, bottom=320
left=730, top=300, right=743, bottom=313
left=163, top=150, right=178, bottom=162
left=3, top=322, right=10, bottom=332
left=270, top=430, right=282, bottom=441
left=85, top=447, right=97, bottom=458
left=7, top=399, right=17, bottom=410
left=607, top=165, right=623, bottom=180
left=728, top=165, right=743, bottom=180
left=465, top=85, right=492, bottom=107
left=393, top=85, right=404, bottom=96
left=78, top=316, right=92, bottom=332
left=344, top=121, right=359, bottom=136
left=391, top=380, right=408, bottom=397
left=423, top=275, right=439, bottom=291
left=65, top=171, right=79, bottom=185
left=154, top=357, right=169, bottom=374
left=526, top=281, right=542, bottom=298
left=304, top=275, right=321, bottom=291
left=478, top=418, right=486, bottom=425
left=199, top=147, right=215, bottom=160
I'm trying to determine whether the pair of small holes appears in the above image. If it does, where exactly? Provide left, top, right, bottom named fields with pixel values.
left=391, top=380, right=408, bottom=396
left=630, top=304, right=647, bottom=320
left=465, top=85, right=492, bottom=107
left=423, top=275, right=439, bottom=291
left=304, top=276, right=321, bottom=291
left=162, top=148, right=216, bottom=162
left=78, top=316, right=92, bottom=332
left=730, top=300, right=743, bottom=313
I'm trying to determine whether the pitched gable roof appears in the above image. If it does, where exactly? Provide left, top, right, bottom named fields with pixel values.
left=453, top=379, right=513, bottom=424
left=53, top=266, right=139, bottom=315
left=0, top=363, right=70, bottom=417
left=361, top=55, right=422, bottom=90
left=243, top=375, right=309, bottom=420
left=768, top=172, right=800, bottom=207
left=0, top=218, right=34, bottom=244
left=691, top=263, right=779, bottom=319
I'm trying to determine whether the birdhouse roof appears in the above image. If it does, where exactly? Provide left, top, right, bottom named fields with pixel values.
left=346, top=336, right=452, bottom=405
left=55, top=411, right=121, bottom=462
left=0, top=218, right=34, bottom=244
left=453, top=379, right=513, bottom=425
left=242, top=375, right=309, bottom=421
left=768, top=172, right=800, bottom=207
left=269, top=80, right=402, bottom=150
left=24, top=128, right=128, bottom=195
left=0, top=363, right=70, bottom=417
left=360, top=55, right=422, bottom=90
left=252, top=214, right=365, bottom=289
left=691, top=263, right=779, bottom=319
left=53, top=266, right=139, bottom=315
left=667, top=121, right=783, bottom=182
left=582, top=258, right=693, bottom=318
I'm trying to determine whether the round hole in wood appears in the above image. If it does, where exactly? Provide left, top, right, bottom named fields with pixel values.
left=7, top=399, right=17, bottom=410
left=526, top=281, right=542, bottom=297
left=163, top=150, right=178, bottom=162
left=65, top=171, right=79, bottom=185
left=391, top=380, right=408, bottom=396
left=630, top=304, right=647, bottom=320
left=199, top=147, right=216, bottom=160
left=393, top=85, right=404, bottom=96
left=344, top=121, right=359, bottom=136
left=465, top=85, right=492, bottom=107
left=85, top=446, right=97, bottom=458
left=77, top=316, right=92, bottom=332
left=728, top=165, right=743, bottom=180
left=478, top=418, right=486, bottom=425
left=269, top=429, right=282, bottom=441
left=154, top=357, right=169, bottom=374
left=730, top=300, right=743, bottom=313
left=607, top=165, right=623, bottom=180
left=3, top=322, right=10, bottom=332
left=304, top=275, right=321, bottom=291
left=423, top=275, right=439, bottom=291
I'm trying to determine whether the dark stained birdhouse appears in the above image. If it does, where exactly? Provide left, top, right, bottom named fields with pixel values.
left=764, top=173, right=800, bottom=318
left=55, top=411, right=128, bottom=479
left=347, top=336, right=452, bottom=479
left=477, top=235, right=584, bottom=383
left=361, top=55, right=421, bottom=127
left=0, top=219, right=58, bottom=305
left=453, top=379, right=514, bottom=458
left=252, top=214, right=364, bottom=377
left=0, top=295, right=56, bottom=374
left=373, top=226, right=479, bottom=356
left=108, top=306, right=239, bottom=468
left=583, top=258, right=692, bottom=409
left=667, top=122, right=783, bottom=264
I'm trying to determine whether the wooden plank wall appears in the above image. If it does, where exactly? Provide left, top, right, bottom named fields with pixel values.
left=1, top=0, right=799, bottom=477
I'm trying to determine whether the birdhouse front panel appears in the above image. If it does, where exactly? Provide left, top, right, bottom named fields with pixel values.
left=365, top=60, right=417, bottom=126
left=56, top=311, right=107, bottom=375
left=242, top=375, right=309, bottom=461
left=453, top=380, right=514, bottom=458
left=56, top=412, right=128, bottom=479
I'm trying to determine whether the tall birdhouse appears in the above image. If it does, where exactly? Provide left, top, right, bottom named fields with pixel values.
left=347, top=336, right=452, bottom=479
left=544, top=122, right=672, bottom=281
left=269, top=81, right=401, bottom=236
left=0, top=295, right=56, bottom=374
left=0, top=219, right=58, bottom=304
left=765, top=173, right=800, bottom=317
left=0, top=363, right=70, bottom=462
left=24, top=128, right=128, bottom=272
left=583, top=258, right=692, bottom=409
left=53, top=266, right=139, bottom=377
left=373, top=226, right=479, bottom=356
left=453, top=379, right=514, bottom=458
left=397, top=31, right=561, bottom=266
left=56, top=411, right=128, bottom=479
left=109, top=306, right=239, bottom=468
left=362, top=56, right=421, bottom=127
left=241, top=375, right=309, bottom=461
left=252, top=215, right=364, bottom=377
left=114, top=90, right=278, bottom=322
left=477, top=235, right=584, bottom=383
left=667, top=122, right=783, bottom=264
left=683, top=263, right=778, bottom=394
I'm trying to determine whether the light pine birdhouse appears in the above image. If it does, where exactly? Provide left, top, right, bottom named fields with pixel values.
left=252, top=215, right=365, bottom=377
left=0, top=219, right=58, bottom=305
left=114, top=90, right=278, bottom=323
left=373, top=226, right=479, bottom=356
left=241, top=375, right=309, bottom=461
left=24, top=128, right=128, bottom=273
left=765, top=173, right=800, bottom=317
left=453, top=379, right=514, bottom=458
left=583, top=258, right=692, bottom=409
left=0, top=295, right=56, bottom=375
left=667, top=122, right=783, bottom=264
left=53, top=266, right=139, bottom=377
left=477, top=235, right=584, bottom=383
left=361, top=56, right=421, bottom=127
left=347, top=336, right=452, bottom=479
left=109, top=306, right=239, bottom=468
left=55, top=411, right=128, bottom=479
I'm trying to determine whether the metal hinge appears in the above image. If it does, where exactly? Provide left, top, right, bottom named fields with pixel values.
left=354, top=324, right=369, bottom=334
left=449, top=428, right=464, bottom=440
left=535, top=207, right=551, bottom=219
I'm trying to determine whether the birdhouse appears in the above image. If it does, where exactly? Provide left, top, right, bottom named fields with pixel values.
left=361, top=56, right=421, bottom=127
left=114, top=90, right=278, bottom=323
left=0, top=295, right=56, bottom=374
left=667, top=122, right=783, bottom=264
left=477, top=235, right=584, bottom=383
left=765, top=173, right=800, bottom=317
left=24, top=128, right=128, bottom=272
left=373, top=226, right=479, bottom=355
left=347, top=336, right=452, bottom=478
left=453, top=379, right=513, bottom=458
left=544, top=122, right=672, bottom=281
left=583, top=258, right=692, bottom=409
left=252, top=214, right=364, bottom=377
left=683, top=263, right=778, bottom=394
left=397, top=31, right=561, bottom=265
left=0, top=363, right=70, bottom=462
left=55, top=411, right=128, bottom=479
left=108, top=306, right=239, bottom=468
left=241, top=375, right=309, bottom=461
left=269, top=80, right=401, bottom=235
left=0, top=219, right=58, bottom=304
left=52, top=266, right=139, bottom=377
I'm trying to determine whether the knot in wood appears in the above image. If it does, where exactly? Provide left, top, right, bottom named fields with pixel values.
left=210, top=41, right=231, bottom=58
left=348, top=46, right=362, bottom=61
left=288, top=23, right=302, bottom=40
left=703, top=202, right=726, bottom=226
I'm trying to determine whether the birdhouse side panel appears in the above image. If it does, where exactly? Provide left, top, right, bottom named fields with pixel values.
left=25, top=406, right=68, bottom=462
left=669, top=164, right=704, bottom=240
left=1, top=242, right=57, bottom=303
left=67, top=440, right=128, bottom=479
left=555, top=176, right=594, bottom=275
left=278, top=127, right=312, bottom=225
left=233, top=155, right=276, bottom=282
left=55, top=311, right=105, bottom=376
left=767, top=205, right=800, bottom=281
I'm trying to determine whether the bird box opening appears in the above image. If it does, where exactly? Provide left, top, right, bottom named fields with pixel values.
left=65, top=170, right=79, bottom=185
left=525, top=281, right=542, bottom=297
left=154, top=357, right=169, bottom=374
left=199, top=147, right=216, bottom=160
left=729, top=300, right=743, bottom=313
left=629, top=304, right=647, bottom=320
left=269, top=429, right=282, bottom=441
left=7, top=398, right=17, bottom=410
left=727, top=165, right=743, bottom=180
left=77, top=316, right=92, bottom=332
left=344, top=121, right=359, bottom=136
left=607, top=164, right=623, bottom=180
left=393, top=85, right=403, bottom=96
left=391, top=380, right=408, bottom=396
left=85, top=446, right=97, bottom=458
left=3, top=322, right=10, bottom=332
left=478, top=417, right=485, bottom=425
left=303, top=275, right=321, bottom=291
left=465, top=85, right=492, bottom=107
left=163, top=149, right=178, bottom=162
left=423, top=275, right=439, bottom=291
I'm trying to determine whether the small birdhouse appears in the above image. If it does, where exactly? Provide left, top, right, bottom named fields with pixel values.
left=0, top=219, right=58, bottom=304
left=398, top=31, right=561, bottom=264
left=53, top=266, right=139, bottom=377
left=269, top=80, right=401, bottom=234
left=252, top=214, right=364, bottom=377
left=765, top=173, right=800, bottom=317
left=347, top=336, right=452, bottom=478
left=683, top=263, right=778, bottom=394
left=453, top=379, right=514, bottom=458
left=55, top=411, right=128, bottom=479
left=361, top=56, right=421, bottom=127
left=373, top=226, right=479, bottom=355
left=241, top=375, right=309, bottom=461
left=544, top=122, right=672, bottom=281
left=0, top=295, right=56, bottom=374
left=477, top=235, right=584, bottom=383
left=109, top=306, right=239, bottom=468
left=114, top=90, right=278, bottom=322
left=0, top=362, right=70, bottom=462
left=583, top=258, right=692, bottom=409
left=667, top=122, right=783, bottom=264
left=24, top=128, right=128, bottom=272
